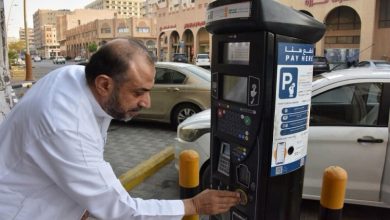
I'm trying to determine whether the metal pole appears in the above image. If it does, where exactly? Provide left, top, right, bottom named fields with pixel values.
left=23, top=0, right=33, bottom=81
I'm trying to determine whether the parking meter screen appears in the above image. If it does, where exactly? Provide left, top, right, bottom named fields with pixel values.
left=223, top=75, right=247, bottom=104
left=223, top=42, right=250, bottom=65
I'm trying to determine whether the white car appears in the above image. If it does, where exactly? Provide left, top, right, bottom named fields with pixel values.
left=53, top=56, right=66, bottom=64
left=175, top=67, right=390, bottom=208
left=74, top=56, right=82, bottom=62
left=33, top=56, right=41, bottom=62
left=356, top=60, right=390, bottom=69
left=194, top=54, right=210, bottom=68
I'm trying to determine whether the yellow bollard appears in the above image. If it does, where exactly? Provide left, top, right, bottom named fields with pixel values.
left=179, top=150, right=199, bottom=220
left=319, top=166, right=348, bottom=220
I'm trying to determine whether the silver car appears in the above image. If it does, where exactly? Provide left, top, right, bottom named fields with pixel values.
left=135, top=62, right=211, bottom=127
left=175, top=67, right=390, bottom=208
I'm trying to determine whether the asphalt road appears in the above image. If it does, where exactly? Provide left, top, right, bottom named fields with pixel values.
left=12, top=61, right=390, bottom=219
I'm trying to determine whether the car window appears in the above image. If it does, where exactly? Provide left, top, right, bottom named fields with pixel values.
left=310, top=83, right=382, bottom=126
left=155, top=68, right=186, bottom=84
left=197, top=54, right=209, bottom=59
left=374, top=61, right=390, bottom=68
left=171, top=71, right=186, bottom=84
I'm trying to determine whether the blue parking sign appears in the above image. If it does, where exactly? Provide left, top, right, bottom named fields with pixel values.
left=279, top=67, right=297, bottom=99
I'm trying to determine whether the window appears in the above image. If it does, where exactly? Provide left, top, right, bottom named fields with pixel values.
left=101, top=27, right=111, bottom=33
left=379, top=0, right=390, bottom=28
left=155, top=68, right=186, bottom=84
left=310, top=83, right=382, bottom=126
left=137, top=27, right=150, bottom=33
left=118, top=27, right=129, bottom=33
left=326, top=6, right=361, bottom=30
left=325, top=36, right=360, bottom=44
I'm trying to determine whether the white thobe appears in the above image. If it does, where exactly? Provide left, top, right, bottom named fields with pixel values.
left=0, top=65, right=184, bottom=220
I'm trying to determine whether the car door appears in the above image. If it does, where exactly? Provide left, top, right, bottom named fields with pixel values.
left=304, top=80, right=390, bottom=203
left=138, top=67, right=187, bottom=120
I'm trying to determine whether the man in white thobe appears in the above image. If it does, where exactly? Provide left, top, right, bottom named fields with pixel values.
left=0, top=39, right=240, bottom=219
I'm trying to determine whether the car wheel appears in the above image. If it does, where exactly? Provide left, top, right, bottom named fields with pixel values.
left=171, top=103, right=200, bottom=128
left=200, top=162, right=211, bottom=190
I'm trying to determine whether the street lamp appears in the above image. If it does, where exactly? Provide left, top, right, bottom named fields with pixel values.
left=6, top=0, right=18, bottom=36
left=23, top=0, right=33, bottom=81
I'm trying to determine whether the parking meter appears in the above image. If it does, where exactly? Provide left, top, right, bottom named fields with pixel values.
left=206, top=1, right=325, bottom=219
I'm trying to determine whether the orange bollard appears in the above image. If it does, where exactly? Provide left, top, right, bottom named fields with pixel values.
left=179, top=150, right=199, bottom=220
left=319, top=166, right=348, bottom=220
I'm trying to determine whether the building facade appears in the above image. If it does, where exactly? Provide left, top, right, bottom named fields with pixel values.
left=154, top=0, right=390, bottom=64
left=65, top=17, right=157, bottom=58
left=280, top=0, right=390, bottom=64
left=85, top=0, right=146, bottom=18
left=56, top=9, right=117, bottom=57
left=33, top=9, right=71, bottom=58
left=19, top=28, right=35, bottom=53
left=152, top=0, right=211, bottom=62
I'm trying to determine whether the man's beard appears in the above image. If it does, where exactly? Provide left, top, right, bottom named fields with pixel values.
left=104, top=86, right=140, bottom=121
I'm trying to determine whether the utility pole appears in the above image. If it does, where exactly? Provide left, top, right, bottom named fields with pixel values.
left=23, top=0, right=33, bottom=81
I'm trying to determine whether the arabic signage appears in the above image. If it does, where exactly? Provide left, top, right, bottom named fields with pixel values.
left=305, top=0, right=352, bottom=7
left=160, top=25, right=177, bottom=32
left=184, top=21, right=206, bottom=29
left=270, top=42, right=314, bottom=176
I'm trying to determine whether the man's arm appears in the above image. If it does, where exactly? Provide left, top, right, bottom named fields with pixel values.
left=183, top=189, right=241, bottom=215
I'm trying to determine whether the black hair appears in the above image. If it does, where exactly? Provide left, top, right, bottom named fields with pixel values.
left=85, top=38, right=154, bottom=85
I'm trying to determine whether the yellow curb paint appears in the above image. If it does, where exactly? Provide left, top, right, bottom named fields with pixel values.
left=119, top=146, right=175, bottom=191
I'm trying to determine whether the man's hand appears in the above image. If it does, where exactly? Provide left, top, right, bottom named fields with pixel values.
left=183, top=189, right=241, bottom=215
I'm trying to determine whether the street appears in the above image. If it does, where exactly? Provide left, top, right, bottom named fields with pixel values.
left=12, top=61, right=390, bottom=219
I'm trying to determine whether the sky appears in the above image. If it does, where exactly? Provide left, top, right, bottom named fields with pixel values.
left=4, top=0, right=93, bottom=38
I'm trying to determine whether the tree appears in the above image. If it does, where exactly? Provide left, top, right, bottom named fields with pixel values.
left=8, top=40, right=26, bottom=64
left=88, top=42, right=98, bottom=54
left=8, top=40, right=26, bottom=54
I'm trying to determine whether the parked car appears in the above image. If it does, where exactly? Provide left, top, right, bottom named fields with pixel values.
left=53, top=56, right=66, bottom=64
left=172, top=53, right=188, bottom=63
left=175, top=67, right=390, bottom=208
left=194, top=53, right=210, bottom=68
left=33, top=56, right=41, bottom=62
left=356, top=60, right=390, bottom=69
left=313, top=56, right=330, bottom=75
left=74, top=56, right=82, bottom=62
left=134, top=62, right=211, bottom=127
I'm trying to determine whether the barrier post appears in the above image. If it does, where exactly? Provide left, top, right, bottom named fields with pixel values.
left=179, top=150, right=199, bottom=220
left=319, top=166, right=348, bottom=220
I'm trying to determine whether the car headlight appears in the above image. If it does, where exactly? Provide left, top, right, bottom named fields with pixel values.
left=179, top=126, right=210, bottom=142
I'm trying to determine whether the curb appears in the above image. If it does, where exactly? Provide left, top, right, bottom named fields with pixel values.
left=11, top=81, right=35, bottom=89
left=119, top=146, right=175, bottom=191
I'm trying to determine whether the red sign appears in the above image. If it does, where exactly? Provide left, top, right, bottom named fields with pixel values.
left=184, top=21, right=206, bottom=29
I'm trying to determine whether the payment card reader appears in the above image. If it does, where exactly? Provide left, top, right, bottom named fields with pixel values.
left=206, top=0, right=325, bottom=219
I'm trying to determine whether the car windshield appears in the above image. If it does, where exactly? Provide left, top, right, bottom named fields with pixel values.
left=184, top=66, right=211, bottom=81
left=374, top=61, right=390, bottom=68
left=174, top=54, right=186, bottom=58
left=197, top=54, right=209, bottom=59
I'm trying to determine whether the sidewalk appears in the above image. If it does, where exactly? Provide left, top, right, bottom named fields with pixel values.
left=9, top=66, right=35, bottom=99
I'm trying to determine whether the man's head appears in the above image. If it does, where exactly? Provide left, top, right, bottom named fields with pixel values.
left=85, top=38, right=155, bottom=121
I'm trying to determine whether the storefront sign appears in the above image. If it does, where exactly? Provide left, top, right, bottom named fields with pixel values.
left=184, top=21, right=206, bottom=29
left=160, top=25, right=177, bottom=32
left=305, top=0, right=352, bottom=7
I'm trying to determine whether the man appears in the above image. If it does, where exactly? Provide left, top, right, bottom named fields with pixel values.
left=0, top=39, right=240, bottom=219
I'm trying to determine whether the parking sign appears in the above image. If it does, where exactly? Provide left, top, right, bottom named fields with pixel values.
left=279, top=67, right=298, bottom=99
